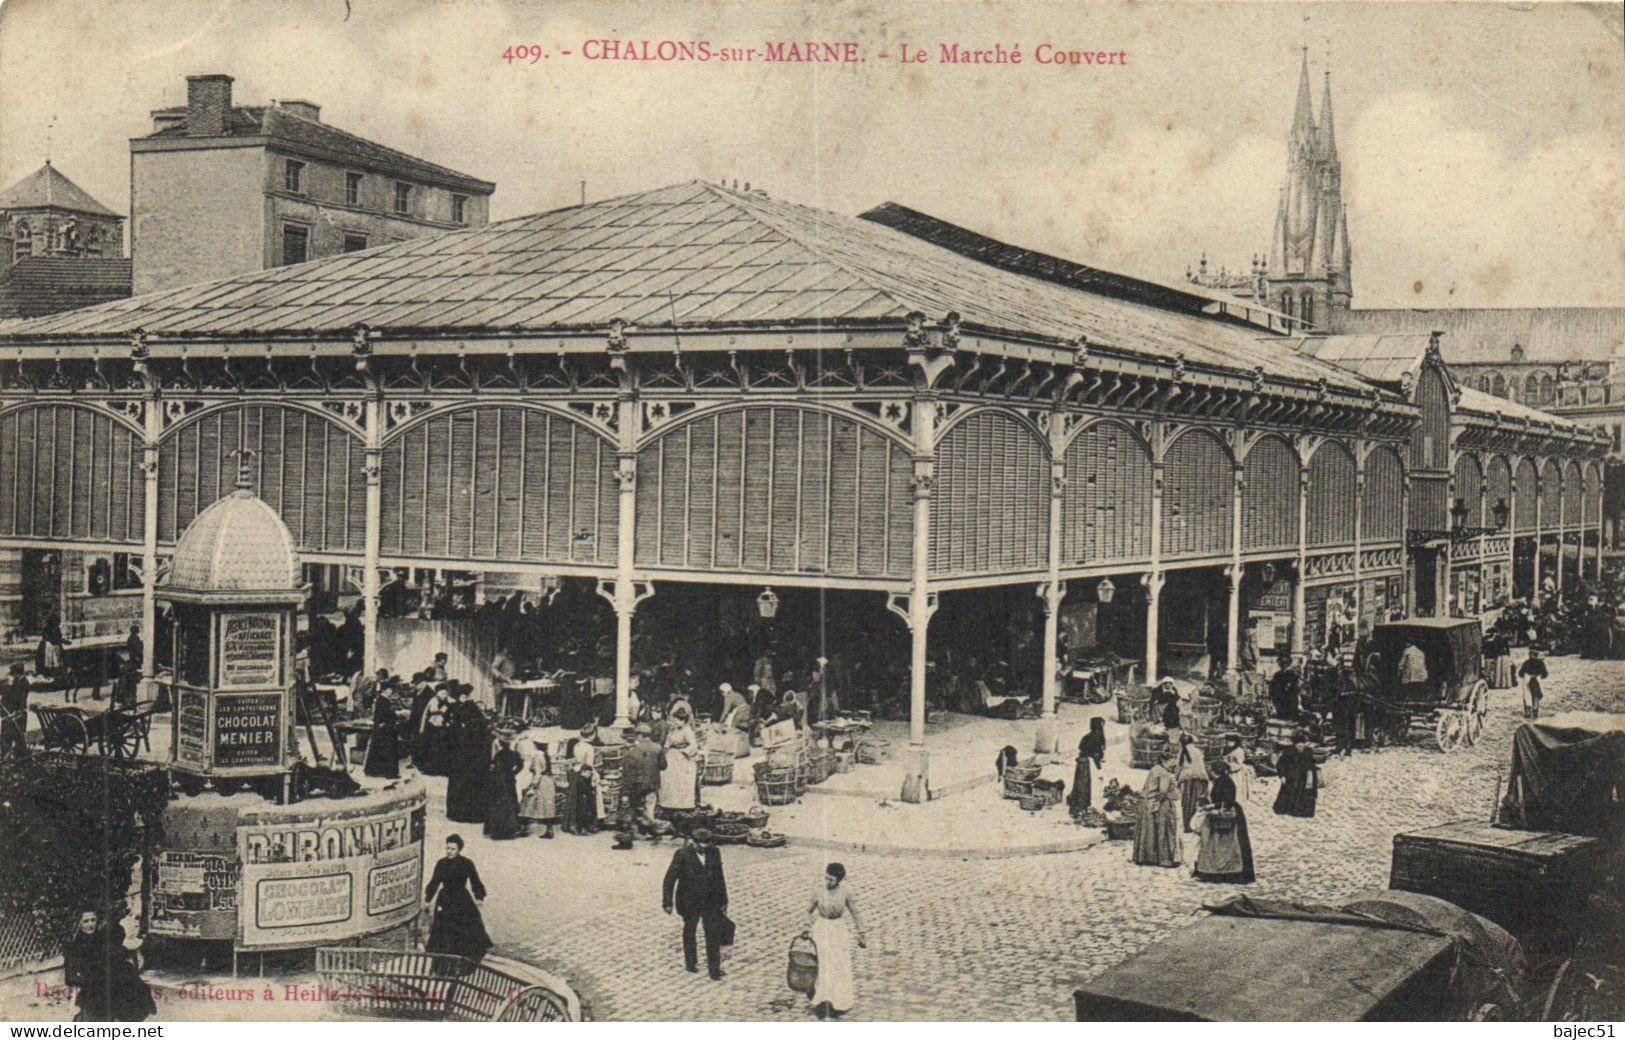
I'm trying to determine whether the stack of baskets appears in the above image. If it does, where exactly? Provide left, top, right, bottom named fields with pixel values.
left=1001, top=760, right=1042, bottom=800
left=702, top=747, right=735, bottom=786
left=754, top=761, right=798, bottom=805
left=595, top=743, right=625, bottom=816
left=1199, top=726, right=1237, bottom=763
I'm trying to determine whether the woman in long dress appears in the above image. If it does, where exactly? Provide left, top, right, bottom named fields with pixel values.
left=1067, top=718, right=1107, bottom=817
left=1131, top=749, right=1182, bottom=867
left=483, top=736, right=524, bottom=840
left=659, top=712, right=700, bottom=812
left=1221, top=734, right=1252, bottom=804
left=444, top=689, right=489, bottom=824
left=363, top=685, right=402, bottom=779
left=805, top=863, right=868, bottom=1020
left=1176, top=733, right=1208, bottom=832
left=424, top=836, right=493, bottom=964
left=416, top=687, right=453, bottom=776
left=1272, top=731, right=1320, bottom=818
left=62, top=910, right=155, bottom=1022
left=562, top=738, right=600, bottom=835
left=1193, top=760, right=1255, bottom=884
left=519, top=740, right=560, bottom=838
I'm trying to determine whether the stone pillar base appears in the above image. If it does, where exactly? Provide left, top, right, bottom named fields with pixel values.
left=1034, top=714, right=1060, bottom=756
left=898, top=746, right=930, bottom=803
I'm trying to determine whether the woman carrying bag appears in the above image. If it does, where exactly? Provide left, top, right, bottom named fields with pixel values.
left=801, top=862, right=868, bottom=1020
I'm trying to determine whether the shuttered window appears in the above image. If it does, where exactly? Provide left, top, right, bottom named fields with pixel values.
left=1540, top=460, right=1562, bottom=526
left=1409, top=478, right=1448, bottom=532
left=1410, top=369, right=1450, bottom=471
left=1452, top=455, right=1484, bottom=528
left=157, top=404, right=364, bottom=554
left=1063, top=421, right=1151, bottom=565
left=1563, top=462, right=1583, bottom=524
left=1162, top=428, right=1232, bottom=558
left=381, top=406, right=617, bottom=565
left=1583, top=464, right=1600, bottom=524
left=1363, top=447, right=1403, bottom=543
left=932, top=411, right=1048, bottom=575
left=634, top=406, right=911, bottom=580
left=1515, top=459, right=1538, bottom=532
left=0, top=404, right=144, bottom=543
left=1307, top=441, right=1357, bottom=546
left=1242, top=436, right=1296, bottom=551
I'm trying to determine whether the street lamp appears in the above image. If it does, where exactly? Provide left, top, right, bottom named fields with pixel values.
left=757, top=587, right=780, bottom=619
left=1492, top=498, right=1510, bottom=531
left=1096, top=577, right=1116, bottom=604
left=1450, top=497, right=1470, bottom=530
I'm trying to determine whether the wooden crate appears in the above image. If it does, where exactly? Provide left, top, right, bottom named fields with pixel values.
left=1390, top=820, right=1609, bottom=932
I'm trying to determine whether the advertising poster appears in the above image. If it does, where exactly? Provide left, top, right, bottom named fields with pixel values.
left=173, top=689, right=209, bottom=771
left=236, top=794, right=427, bottom=949
left=219, top=612, right=281, bottom=689
left=212, top=692, right=284, bottom=769
left=147, top=851, right=239, bottom=940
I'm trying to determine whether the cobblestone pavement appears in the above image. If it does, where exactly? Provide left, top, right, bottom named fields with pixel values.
left=493, top=655, right=1624, bottom=1022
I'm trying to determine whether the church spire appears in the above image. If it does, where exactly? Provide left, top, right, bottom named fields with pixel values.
left=1318, top=69, right=1338, bottom=158
left=1291, top=47, right=1316, bottom=143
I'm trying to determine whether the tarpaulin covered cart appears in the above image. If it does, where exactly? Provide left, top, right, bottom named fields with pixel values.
left=1072, top=891, right=1526, bottom=1022
left=1348, top=618, right=1490, bottom=752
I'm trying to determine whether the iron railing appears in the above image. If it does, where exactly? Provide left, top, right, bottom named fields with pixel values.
left=314, top=947, right=577, bottom=1022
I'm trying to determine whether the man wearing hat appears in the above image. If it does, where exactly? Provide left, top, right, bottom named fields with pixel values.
left=622, top=724, right=662, bottom=830
left=662, top=829, right=730, bottom=980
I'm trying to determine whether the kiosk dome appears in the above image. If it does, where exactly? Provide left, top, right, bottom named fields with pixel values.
left=164, top=464, right=302, bottom=603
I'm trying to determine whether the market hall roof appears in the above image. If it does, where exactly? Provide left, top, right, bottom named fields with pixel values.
left=1335, top=305, right=1625, bottom=365
left=0, top=180, right=1380, bottom=395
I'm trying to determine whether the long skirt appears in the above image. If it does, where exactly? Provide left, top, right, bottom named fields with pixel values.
left=659, top=751, right=698, bottom=810
left=809, top=914, right=856, bottom=1013
left=426, top=890, right=493, bottom=963
left=363, top=726, right=400, bottom=779
left=1131, top=798, right=1181, bottom=867
left=519, top=775, right=559, bottom=822
left=416, top=726, right=449, bottom=776
left=1193, top=806, right=1255, bottom=883
left=1067, top=758, right=1094, bottom=815
left=1273, top=775, right=1318, bottom=818
left=1180, top=779, right=1208, bottom=832
left=1489, top=654, right=1516, bottom=689
left=483, top=770, right=522, bottom=840
left=563, top=772, right=598, bottom=833
left=446, top=765, right=487, bottom=824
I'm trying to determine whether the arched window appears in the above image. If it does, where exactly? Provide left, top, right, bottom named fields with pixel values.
left=1299, top=291, right=1314, bottom=327
left=12, top=220, right=30, bottom=262
left=1491, top=372, right=1507, bottom=398
left=1525, top=373, right=1542, bottom=403
left=1279, top=292, right=1294, bottom=322
left=1539, top=373, right=1555, bottom=405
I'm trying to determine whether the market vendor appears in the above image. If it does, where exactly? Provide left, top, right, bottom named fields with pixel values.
left=719, top=683, right=750, bottom=730
left=1269, top=657, right=1303, bottom=721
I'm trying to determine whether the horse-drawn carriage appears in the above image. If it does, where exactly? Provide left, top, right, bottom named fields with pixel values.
left=1341, top=618, right=1490, bottom=753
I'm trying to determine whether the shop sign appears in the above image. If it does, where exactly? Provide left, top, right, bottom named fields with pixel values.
left=1256, top=580, right=1293, bottom=612
left=219, top=612, right=281, bottom=689
left=213, top=692, right=284, bottom=769
left=148, top=851, right=239, bottom=939
left=236, top=795, right=426, bottom=949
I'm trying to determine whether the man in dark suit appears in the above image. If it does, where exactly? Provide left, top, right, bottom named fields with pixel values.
left=662, top=828, right=729, bottom=979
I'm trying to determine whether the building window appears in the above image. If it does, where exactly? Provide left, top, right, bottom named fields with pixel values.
left=281, top=223, right=309, bottom=265
left=342, top=233, right=368, bottom=253
left=13, top=221, right=30, bottom=262
left=345, top=172, right=363, bottom=207
left=1614, top=425, right=1622, bottom=453
left=284, top=159, right=305, bottom=194
left=393, top=182, right=411, bottom=215
left=451, top=194, right=467, bottom=225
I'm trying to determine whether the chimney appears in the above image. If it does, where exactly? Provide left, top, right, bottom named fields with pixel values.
left=277, top=99, right=321, bottom=122
left=186, top=74, right=234, bottom=136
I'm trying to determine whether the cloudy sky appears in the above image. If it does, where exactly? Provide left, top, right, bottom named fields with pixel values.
left=1, top=0, right=1621, bottom=310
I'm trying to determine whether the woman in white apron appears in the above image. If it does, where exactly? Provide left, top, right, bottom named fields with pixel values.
left=805, top=863, right=867, bottom=1019
left=659, top=713, right=699, bottom=811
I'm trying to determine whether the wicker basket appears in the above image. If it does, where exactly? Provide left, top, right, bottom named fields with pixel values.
left=596, top=744, right=624, bottom=772
left=1117, top=692, right=1150, bottom=726
left=1001, top=761, right=1042, bottom=800
left=756, top=770, right=798, bottom=806
left=765, top=743, right=799, bottom=770
left=701, top=749, right=734, bottom=786
left=856, top=739, right=889, bottom=765
left=1104, top=817, right=1136, bottom=841
left=1129, top=732, right=1167, bottom=770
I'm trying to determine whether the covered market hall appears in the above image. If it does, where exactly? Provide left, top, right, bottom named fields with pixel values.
left=0, top=180, right=1606, bottom=798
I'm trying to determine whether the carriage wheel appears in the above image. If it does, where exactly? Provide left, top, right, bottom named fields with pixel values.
left=110, top=719, right=145, bottom=760
left=1463, top=708, right=1482, bottom=746
left=1435, top=711, right=1464, bottom=753
left=1471, top=680, right=1490, bottom=726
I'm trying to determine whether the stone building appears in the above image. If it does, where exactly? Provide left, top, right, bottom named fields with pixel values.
left=131, top=74, right=495, bottom=295
left=0, top=162, right=131, bottom=319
